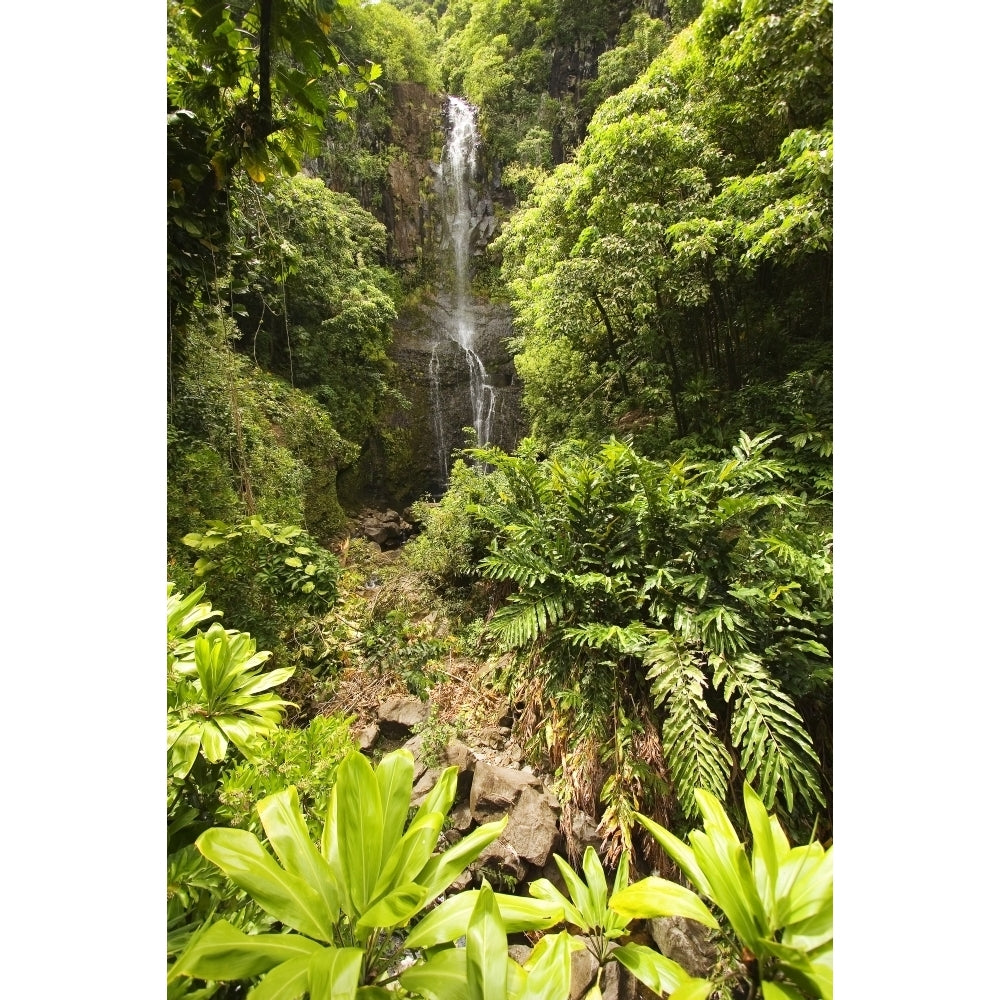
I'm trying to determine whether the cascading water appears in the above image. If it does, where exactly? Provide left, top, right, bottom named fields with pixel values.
left=428, top=97, right=496, bottom=482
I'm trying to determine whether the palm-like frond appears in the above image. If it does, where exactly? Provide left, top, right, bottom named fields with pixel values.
left=646, top=636, right=732, bottom=814
left=712, top=653, right=825, bottom=815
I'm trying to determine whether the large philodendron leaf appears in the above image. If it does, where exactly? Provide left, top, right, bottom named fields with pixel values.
left=196, top=828, right=334, bottom=943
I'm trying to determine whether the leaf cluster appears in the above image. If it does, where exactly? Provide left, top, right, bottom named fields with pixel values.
left=460, top=433, right=829, bottom=834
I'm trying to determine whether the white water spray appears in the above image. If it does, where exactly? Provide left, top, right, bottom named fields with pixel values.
left=428, top=97, right=495, bottom=482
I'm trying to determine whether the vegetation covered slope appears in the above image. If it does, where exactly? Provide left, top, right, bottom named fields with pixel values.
left=165, top=3, right=833, bottom=996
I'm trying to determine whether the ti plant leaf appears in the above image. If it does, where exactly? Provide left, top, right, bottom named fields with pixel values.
left=634, top=784, right=832, bottom=1000
left=178, top=749, right=510, bottom=998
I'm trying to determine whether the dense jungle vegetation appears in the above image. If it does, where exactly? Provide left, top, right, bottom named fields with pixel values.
left=166, top=2, right=833, bottom=998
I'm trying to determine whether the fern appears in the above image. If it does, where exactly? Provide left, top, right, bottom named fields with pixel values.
left=646, top=635, right=732, bottom=815
left=712, top=652, right=825, bottom=815
left=488, top=591, right=570, bottom=650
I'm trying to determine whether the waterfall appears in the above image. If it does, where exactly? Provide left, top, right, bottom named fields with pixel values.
left=427, top=96, right=495, bottom=485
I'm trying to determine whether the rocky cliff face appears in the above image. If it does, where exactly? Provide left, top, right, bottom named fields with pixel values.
left=341, top=91, right=524, bottom=509
left=383, top=82, right=441, bottom=269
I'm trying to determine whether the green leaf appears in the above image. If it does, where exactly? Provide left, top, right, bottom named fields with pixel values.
left=634, top=813, right=712, bottom=897
left=411, top=766, right=458, bottom=826
left=761, top=981, right=808, bottom=1000
left=336, top=751, right=384, bottom=914
left=612, top=944, right=712, bottom=1000
left=417, top=817, right=508, bottom=900
left=197, top=828, right=333, bottom=943
left=306, top=946, right=363, bottom=1000
left=257, top=787, right=340, bottom=924
left=372, top=813, right=444, bottom=900
left=376, top=749, right=415, bottom=865
left=246, top=953, right=311, bottom=1000
left=200, top=722, right=229, bottom=763
left=467, top=882, right=509, bottom=1000
left=173, top=920, right=322, bottom=981
left=405, top=888, right=563, bottom=949
left=527, top=878, right=581, bottom=928
left=355, top=882, right=427, bottom=933
left=609, top=876, right=718, bottom=928
left=399, top=949, right=469, bottom=1000
left=518, top=932, right=574, bottom=1000
left=553, top=854, right=599, bottom=930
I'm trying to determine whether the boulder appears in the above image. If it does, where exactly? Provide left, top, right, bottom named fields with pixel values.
left=357, top=723, right=380, bottom=751
left=600, top=957, right=637, bottom=1000
left=568, top=937, right=600, bottom=1000
left=648, top=916, right=718, bottom=979
left=504, top=785, right=561, bottom=866
left=357, top=508, right=414, bottom=550
left=469, top=760, right=539, bottom=823
left=378, top=696, right=431, bottom=739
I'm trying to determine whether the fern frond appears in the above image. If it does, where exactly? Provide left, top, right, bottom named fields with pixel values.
left=487, top=591, right=569, bottom=650
left=646, top=635, right=732, bottom=816
left=711, top=652, right=825, bottom=815
left=564, top=621, right=650, bottom=655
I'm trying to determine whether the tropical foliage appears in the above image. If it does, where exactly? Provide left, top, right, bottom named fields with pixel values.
left=497, top=0, right=832, bottom=448
left=462, top=433, right=830, bottom=845
left=631, top=784, right=833, bottom=1000
left=173, top=750, right=511, bottom=996
left=164, top=1, right=834, bottom=996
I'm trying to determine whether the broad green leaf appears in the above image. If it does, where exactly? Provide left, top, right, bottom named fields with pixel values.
left=200, top=722, right=229, bottom=763
left=197, top=828, right=333, bottom=943
left=774, top=845, right=832, bottom=928
left=517, top=932, right=574, bottom=1000
left=467, top=883, right=510, bottom=1000
left=688, top=829, right=765, bottom=947
left=412, top=766, right=459, bottom=826
left=406, top=889, right=563, bottom=949
left=336, top=752, right=384, bottom=914
left=372, top=813, right=443, bottom=900
left=257, top=787, right=339, bottom=923
left=527, top=878, right=582, bottom=928
left=376, top=749, right=415, bottom=863
left=609, top=876, right=718, bottom=928
left=168, top=723, right=202, bottom=778
left=355, top=882, right=427, bottom=933
left=417, top=817, right=508, bottom=900
left=634, top=814, right=711, bottom=897
left=173, top=920, right=322, bottom=980
left=581, top=847, right=609, bottom=917
left=322, top=784, right=350, bottom=916
left=553, top=854, right=599, bottom=930
left=306, top=946, right=363, bottom=1000
left=612, top=944, right=712, bottom=1000
left=399, top=949, right=468, bottom=1000
left=782, top=904, right=833, bottom=953
left=694, top=788, right=742, bottom=848
left=244, top=667, right=296, bottom=694
left=246, top=953, right=311, bottom=1000
left=745, top=782, right=780, bottom=917
left=761, top=980, right=808, bottom=1000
